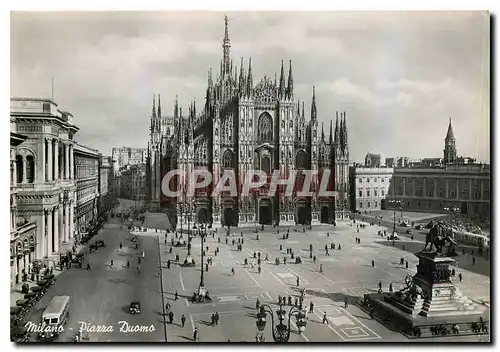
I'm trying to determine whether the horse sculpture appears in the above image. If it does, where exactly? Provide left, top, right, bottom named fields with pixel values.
left=423, top=224, right=457, bottom=254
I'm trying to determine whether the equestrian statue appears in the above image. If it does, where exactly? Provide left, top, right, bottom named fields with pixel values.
left=423, top=223, right=457, bottom=254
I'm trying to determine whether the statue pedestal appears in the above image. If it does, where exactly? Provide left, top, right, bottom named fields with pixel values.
left=359, top=251, right=488, bottom=338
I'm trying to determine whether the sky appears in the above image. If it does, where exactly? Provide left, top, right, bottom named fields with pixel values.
left=10, top=11, right=490, bottom=163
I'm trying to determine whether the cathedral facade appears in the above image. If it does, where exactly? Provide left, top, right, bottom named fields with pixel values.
left=147, top=17, right=350, bottom=228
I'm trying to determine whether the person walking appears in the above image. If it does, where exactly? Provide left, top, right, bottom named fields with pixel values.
left=309, top=301, right=314, bottom=314
left=215, top=312, right=220, bottom=326
left=110, top=259, right=114, bottom=268
left=258, top=265, right=262, bottom=274
left=405, top=261, right=409, bottom=269
left=256, top=298, right=260, bottom=310
left=459, top=272, right=463, bottom=282
left=119, top=242, right=123, bottom=250
left=472, top=257, right=476, bottom=265
left=193, top=327, right=198, bottom=342
left=322, top=312, right=328, bottom=324
left=389, top=283, right=393, bottom=292
left=168, top=311, right=174, bottom=324
left=181, top=314, right=186, bottom=327
left=344, top=297, right=348, bottom=309
left=296, top=276, right=300, bottom=287
left=372, top=259, right=375, bottom=267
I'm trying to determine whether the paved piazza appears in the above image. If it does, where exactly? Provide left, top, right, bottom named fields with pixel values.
left=18, top=214, right=489, bottom=342
left=158, top=219, right=490, bottom=342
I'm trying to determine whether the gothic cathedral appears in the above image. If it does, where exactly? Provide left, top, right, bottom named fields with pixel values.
left=147, top=17, right=350, bottom=228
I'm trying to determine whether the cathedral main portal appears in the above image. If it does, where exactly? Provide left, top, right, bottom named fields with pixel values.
left=258, top=198, right=273, bottom=225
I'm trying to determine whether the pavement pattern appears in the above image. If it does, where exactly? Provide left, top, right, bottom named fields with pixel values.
left=19, top=211, right=490, bottom=343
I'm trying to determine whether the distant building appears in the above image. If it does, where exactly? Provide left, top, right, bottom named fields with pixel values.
left=385, top=119, right=490, bottom=220
left=349, top=165, right=394, bottom=213
left=98, top=155, right=115, bottom=215
left=111, top=147, right=147, bottom=172
left=117, top=163, right=147, bottom=201
left=74, top=143, right=100, bottom=238
left=364, top=153, right=382, bottom=167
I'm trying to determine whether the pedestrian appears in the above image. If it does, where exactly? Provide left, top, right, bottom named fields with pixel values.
left=175, top=291, right=179, bottom=300
left=294, top=297, right=298, bottom=307
left=265, top=253, right=269, bottom=261
left=319, top=264, right=323, bottom=273
left=344, top=297, right=348, bottom=309
left=378, top=281, right=382, bottom=290
left=256, top=298, right=260, bottom=310
left=326, top=249, right=329, bottom=256
left=279, top=244, right=283, bottom=251
left=167, top=260, right=171, bottom=269
left=181, top=314, right=186, bottom=327
left=231, top=267, right=235, bottom=275
left=127, top=260, right=130, bottom=268
left=372, top=259, right=375, bottom=267
left=322, top=312, right=328, bottom=324
left=296, top=276, right=300, bottom=287
left=313, top=255, right=317, bottom=263
left=288, top=295, right=292, bottom=306
left=193, top=327, right=198, bottom=342
left=257, top=258, right=261, bottom=265
left=258, top=265, right=261, bottom=274
left=110, top=259, right=114, bottom=268
left=389, top=283, right=393, bottom=292
left=165, top=302, right=171, bottom=313
left=325, top=244, right=328, bottom=251
left=338, top=244, right=341, bottom=250
left=86, top=262, right=91, bottom=271
left=206, top=263, right=209, bottom=272
left=405, top=261, right=409, bottom=269
left=400, top=258, right=404, bottom=265
left=215, top=312, right=220, bottom=326
left=309, top=301, right=314, bottom=314
left=168, top=311, right=174, bottom=324
left=283, top=257, right=287, bottom=265
left=211, top=313, right=215, bottom=326
left=472, top=257, right=476, bottom=265
left=137, top=265, right=141, bottom=274
left=459, top=272, right=463, bottom=282
left=278, top=295, right=282, bottom=305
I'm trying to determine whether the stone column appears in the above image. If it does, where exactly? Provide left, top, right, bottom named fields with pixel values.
left=53, top=205, right=59, bottom=253
left=47, top=139, right=53, bottom=182
left=22, top=156, right=27, bottom=183
left=38, top=211, right=46, bottom=259
left=11, top=261, right=15, bottom=291
left=445, top=179, right=449, bottom=200
left=422, top=177, right=426, bottom=197
left=24, top=251, right=29, bottom=273
left=13, top=258, right=18, bottom=286
left=54, top=139, right=59, bottom=181
left=468, top=179, right=472, bottom=200
left=42, top=138, right=46, bottom=182
left=65, top=143, right=70, bottom=179
left=480, top=179, right=484, bottom=200
left=70, top=145, right=74, bottom=179
left=59, top=204, right=64, bottom=244
left=69, top=201, right=75, bottom=240
left=47, top=209, right=53, bottom=255
left=65, top=203, right=70, bottom=242
left=434, top=179, right=437, bottom=198
left=456, top=178, right=459, bottom=200
left=402, top=177, right=406, bottom=196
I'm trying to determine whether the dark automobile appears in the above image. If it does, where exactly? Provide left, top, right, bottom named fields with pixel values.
left=129, top=301, right=141, bottom=314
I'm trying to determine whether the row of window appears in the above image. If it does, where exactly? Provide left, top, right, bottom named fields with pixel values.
left=77, top=187, right=97, bottom=202
left=359, top=200, right=380, bottom=209
left=358, top=176, right=389, bottom=184
left=394, top=187, right=488, bottom=200
left=358, top=189, right=385, bottom=198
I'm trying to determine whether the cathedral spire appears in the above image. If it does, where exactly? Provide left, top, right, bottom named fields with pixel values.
left=208, top=68, right=213, bottom=87
left=157, top=94, right=161, bottom=119
left=239, top=57, right=245, bottom=93
left=339, top=113, right=345, bottom=151
left=311, top=86, right=317, bottom=121
left=329, top=120, right=333, bottom=144
left=321, top=122, right=325, bottom=141
left=342, top=112, right=348, bottom=152
left=279, top=60, right=286, bottom=98
left=247, top=57, right=253, bottom=96
left=222, top=15, right=231, bottom=76
left=152, top=94, right=156, bottom=118
left=301, top=101, right=305, bottom=120
left=174, top=95, right=179, bottom=119
left=287, top=60, right=293, bottom=99
left=334, top=112, right=340, bottom=146
left=446, top=117, right=455, bottom=140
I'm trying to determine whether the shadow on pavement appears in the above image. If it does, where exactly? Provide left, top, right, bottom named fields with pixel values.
left=176, top=335, right=194, bottom=341
left=197, top=320, right=213, bottom=326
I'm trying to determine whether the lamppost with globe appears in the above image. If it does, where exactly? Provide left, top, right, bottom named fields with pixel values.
left=255, top=304, right=308, bottom=343
left=197, top=222, right=208, bottom=297
left=388, top=199, right=403, bottom=236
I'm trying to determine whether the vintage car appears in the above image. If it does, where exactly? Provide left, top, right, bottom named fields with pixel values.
left=129, top=301, right=141, bottom=314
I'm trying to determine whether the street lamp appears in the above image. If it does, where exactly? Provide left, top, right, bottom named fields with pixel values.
left=198, top=223, right=208, bottom=296
left=255, top=304, right=308, bottom=343
left=388, top=199, right=403, bottom=236
left=444, top=205, right=460, bottom=223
